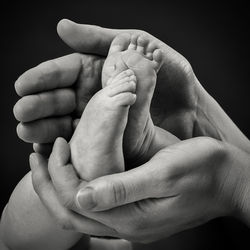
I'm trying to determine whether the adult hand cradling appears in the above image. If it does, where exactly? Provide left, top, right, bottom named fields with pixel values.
left=30, top=135, right=250, bottom=243
left=1, top=19, right=249, bottom=250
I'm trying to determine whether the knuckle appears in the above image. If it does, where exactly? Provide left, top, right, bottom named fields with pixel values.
left=56, top=214, right=74, bottom=231
left=60, top=193, right=75, bottom=209
left=109, top=180, right=127, bottom=205
left=40, top=60, right=61, bottom=81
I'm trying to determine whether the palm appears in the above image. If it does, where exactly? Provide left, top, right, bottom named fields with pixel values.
left=72, top=54, right=104, bottom=118
left=151, top=56, right=197, bottom=139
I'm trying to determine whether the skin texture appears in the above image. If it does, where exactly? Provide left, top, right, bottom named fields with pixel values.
left=70, top=69, right=137, bottom=180
left=102, top=33, right=165, bottom=163
left=2, top=20, right=249, bottom=249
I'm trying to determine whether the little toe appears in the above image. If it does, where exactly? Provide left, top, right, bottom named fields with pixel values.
left=112, top=69, right=134, bottom=82
left=146, top=41, right=158, bottom=54
left=108, top=80, right=136, bottom=97
left=109, top=33, right=131, bottom=55
left=136, top=35, right=148, bottom=54
left=128, top=34, right=138, bottom=50
left=144, top=41, right=159, bottom=61
left=145, top=52, right=153, bottom=60
left=152, top=49, right=164, bottom=72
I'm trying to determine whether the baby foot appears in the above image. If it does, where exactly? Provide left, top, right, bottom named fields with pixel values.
left=102, top=33, right=164, bottom=164
left=70, top=69, right=136, bottom=181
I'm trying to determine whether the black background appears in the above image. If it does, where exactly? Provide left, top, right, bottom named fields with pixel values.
left=2, top=1, right=250, bottom=249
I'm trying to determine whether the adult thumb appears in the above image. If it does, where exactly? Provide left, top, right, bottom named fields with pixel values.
left=57, top=19, right=119, bottom=56
left=76, top=138, right=218, bottom=212
left=76, top=153, right=171, bottom=212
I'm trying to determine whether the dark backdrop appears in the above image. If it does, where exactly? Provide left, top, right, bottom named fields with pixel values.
left=2, top=1, right=249, bottom=249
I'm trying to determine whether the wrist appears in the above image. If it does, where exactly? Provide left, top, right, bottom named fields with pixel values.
left=221, top=143, right=250, bottom=226
left=231, top=149, right=250, bottom=227
left=193, top=79, right=250, bottom=153
left=193, top=79, right=222, bottom=139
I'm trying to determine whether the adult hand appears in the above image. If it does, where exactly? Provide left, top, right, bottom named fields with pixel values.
left=14, top=19, right=198, bottom=155
left=30, top=137, right=250, bottom=242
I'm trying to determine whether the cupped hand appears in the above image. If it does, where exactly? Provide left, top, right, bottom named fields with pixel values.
left=30, top=137, right=250, bottom=242
left=14, top=19, right=198, bottom=153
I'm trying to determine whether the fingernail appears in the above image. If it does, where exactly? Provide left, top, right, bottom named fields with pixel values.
left=29, top=154, right=37, bottom=168
left=77, top=187, right=96, bottom=210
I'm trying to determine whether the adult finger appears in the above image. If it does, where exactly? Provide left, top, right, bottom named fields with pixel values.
left=14, top=89, right=76, bottom=122
left=17, top=116, right=73, bottom=143
left=57, top=19, right=119, bottom=56
left=57, top=19, right=162, bottom=57
left=33, top=143, right=53, bottom=158
left=30, top=152, right=117, bottom=236
left=44, top=140, right=139, bottom=234
left=48, top=137, right=85, bottom=205
left=15, top=53, right=83, bottom=97
left=77, top=138, right=219, bottom=211
left=75, top=147, right=180, bottom=212
left=46, top=138, right=122, bottom=236
left=76, top=138, right=222, bottom=211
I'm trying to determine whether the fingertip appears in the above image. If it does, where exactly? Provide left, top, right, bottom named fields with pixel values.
left=29, top=153, right=38, bottom=169
left=15, top=74, right=27, bottom=97
left=57, top=20, right=116, bottom=55
left=51, top=137, right=70, bottom=165
left=57, top=19, right=75, bottom=37
left=14, top=79, right=22, bottom=97
left=13, top=96, right=38, bottom=122
left=16, top=123, right=30, bottom=143
left=13, top=101, right=22, bottom=121
left=29, top=152, right=47, bottom=171
left=33, top=143, right=53, bottom=158
left=54, top=136, right=68, bottom=146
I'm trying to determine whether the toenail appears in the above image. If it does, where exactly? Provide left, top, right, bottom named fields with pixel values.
left=126, top=69, right=133, bottom=75
left=130, top=75, right=136, bottom=81
left=130, top=81, right=136, bottom=89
